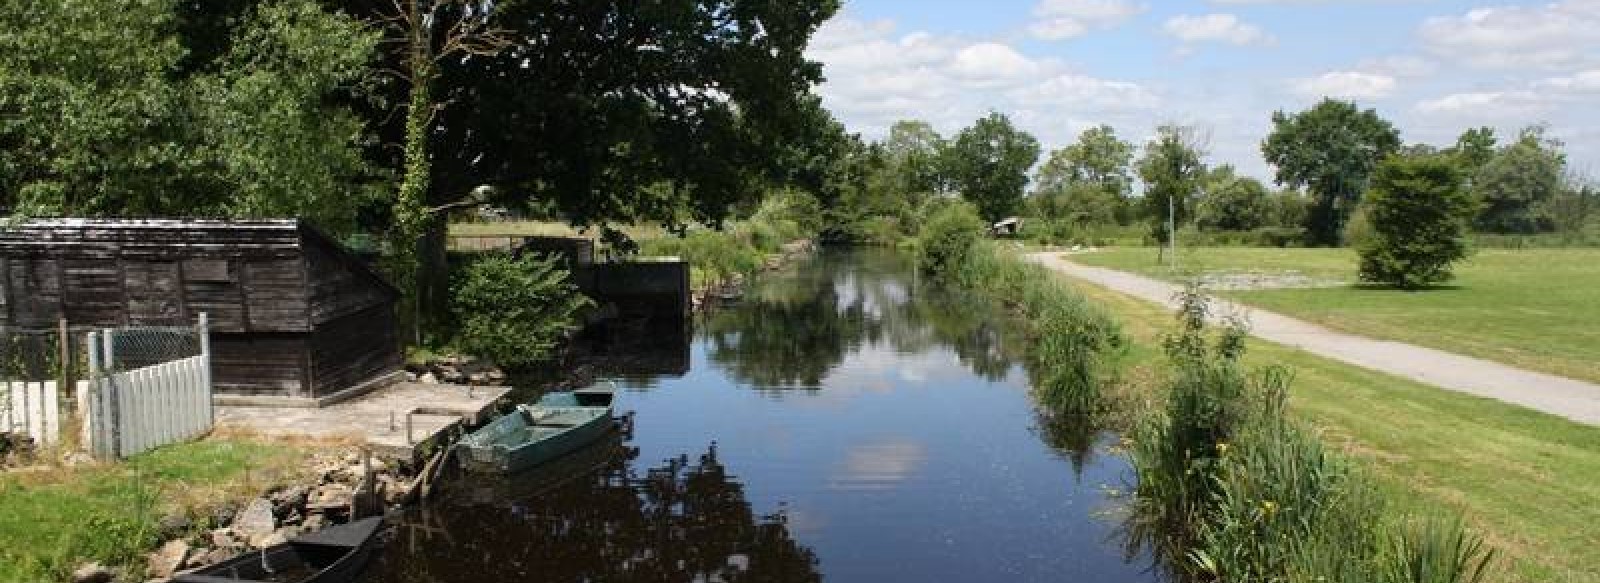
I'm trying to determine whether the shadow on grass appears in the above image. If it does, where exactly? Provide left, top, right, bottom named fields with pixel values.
left=1348, top=282, right=1465, bottom=292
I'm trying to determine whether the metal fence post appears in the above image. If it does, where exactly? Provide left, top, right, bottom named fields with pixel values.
left=198, top=312, right=212, bottom=425
left=85, top=330, right=103, bottom=459
left=101, top=328, right=120, bottom=458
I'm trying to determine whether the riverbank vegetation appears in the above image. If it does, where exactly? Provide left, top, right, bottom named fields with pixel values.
left=1061, top=273, right=1600, bottom=583
left=0, top=439, right=312, bottom=582
left=916, top=208, right=1498, bottom=581
left=1072, top=246, right=1600, bottom=384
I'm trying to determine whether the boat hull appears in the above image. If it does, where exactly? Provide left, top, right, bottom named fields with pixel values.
left=173, top=517, right=383, bottom=583
left=457, top=387, right=617, bottom=474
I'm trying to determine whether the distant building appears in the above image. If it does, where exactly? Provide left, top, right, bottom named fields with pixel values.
left=991, top=217, right=1022, bottom=237
left=0, top=219, right=401, bottom=404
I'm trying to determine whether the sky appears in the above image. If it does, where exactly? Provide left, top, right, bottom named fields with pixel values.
left=805, top=0, right=1600, bottom=181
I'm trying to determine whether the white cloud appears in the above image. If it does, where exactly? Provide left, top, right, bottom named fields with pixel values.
left=807, top=16, right=1160, bottom=150
left=1537, top=69, right=1600, bottom=93
left=1162, top=14, right=1271, bottom=47
left=1291, top=71, right=1398, bottom=99
left=1029, top=0, right=1145, bottom=40
left=950, top=43, right=1044, bottom=80
left=1414, top=90, right=1549, bottom=118
left=1008, top=74, right=1160, bottom=109
left=1418, top=1, right=1600, bottom=69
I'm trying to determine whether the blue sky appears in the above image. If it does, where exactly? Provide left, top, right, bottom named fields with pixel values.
left=806, top=0, right=1600, bottom=180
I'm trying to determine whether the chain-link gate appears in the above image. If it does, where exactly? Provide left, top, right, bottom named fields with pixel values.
left=83, top=314, right=213, bottom=459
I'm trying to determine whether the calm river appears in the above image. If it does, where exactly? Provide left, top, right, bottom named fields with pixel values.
left=363, top=249, right=1159, bottom=582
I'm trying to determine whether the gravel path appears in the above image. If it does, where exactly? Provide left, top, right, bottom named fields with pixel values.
left=1026, top=252, right=1600, bottom=425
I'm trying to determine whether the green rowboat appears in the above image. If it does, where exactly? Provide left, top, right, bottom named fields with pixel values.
left=457, top=385, right=617, bottom=474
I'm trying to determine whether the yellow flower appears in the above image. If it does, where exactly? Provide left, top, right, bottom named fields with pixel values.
left=1262, top=500, right=1279, bottom=516
left=1216, top=442, right=1230, bottom=455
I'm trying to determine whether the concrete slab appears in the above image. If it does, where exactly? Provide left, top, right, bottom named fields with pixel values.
left=216, top=381, right=511, bottom=459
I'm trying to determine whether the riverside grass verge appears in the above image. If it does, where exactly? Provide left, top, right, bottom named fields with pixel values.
left=917, top=203, right=1125, bottom=417
left=1058, top=269, right=1600, bottom=583
left=924, top=227, right=1498, bottom=580
left=1071, top=246, right=1600, bottom=385
left=0, top=438, right=311, bottom=582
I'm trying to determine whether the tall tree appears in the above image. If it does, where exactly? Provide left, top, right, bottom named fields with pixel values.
left=1261, top=99, right=1401, bottom=246
left=1357, top=154, right=1474, bottom=289
left=1138, top=124, right=1207, bottom=247
left=0, top=0, right=381, bottom=232
left=195, top=0, right=384, bottom=233
left=1448, top=126, right=1498, bottom=178
left=1035, top=125, right=1134, bottom=224
left=947, top=112, right=1040, bottom=223
left=882, top=120, right=947, bottom=197
left=1472, top=126, right=1565, bottom=234
left=1196, top=165, right=1271, bottom=232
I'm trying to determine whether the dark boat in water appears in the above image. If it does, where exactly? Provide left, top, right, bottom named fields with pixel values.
left=455, top=385, right=618, bottom=474
left=172, top=517, right=384, bottom=583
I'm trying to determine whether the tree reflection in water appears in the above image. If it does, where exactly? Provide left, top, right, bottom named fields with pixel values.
left=700, top=249, right=1028, bottom=388
left=366, top=441, right=821, bottom=583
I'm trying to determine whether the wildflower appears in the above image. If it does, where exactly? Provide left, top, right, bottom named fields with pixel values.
left=1215, top=442, right=1230, bottom=455
left=1261, top=500, right=1279, bottom=517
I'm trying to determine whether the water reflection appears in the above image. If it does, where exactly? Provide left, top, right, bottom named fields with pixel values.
left=373, top=249, right=1159, bottom=582
left=701, top=250, right=1027, bottom=389
left=367, top=439, right=821, bottom=583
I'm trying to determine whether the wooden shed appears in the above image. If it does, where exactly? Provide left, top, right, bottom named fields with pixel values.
left=0, top=219, right=402, bottom=403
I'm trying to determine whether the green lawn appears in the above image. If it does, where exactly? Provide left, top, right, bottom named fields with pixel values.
left=0, top=439, right=308, bottom=581
left=1073, top=246, right=1600, bottom=384
left=1068, top=277, right=1600, bottom=583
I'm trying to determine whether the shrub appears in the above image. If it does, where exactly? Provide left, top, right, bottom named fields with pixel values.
left=916, top=201, right=986, bottom=275
left=451, top=252, right=592, bottom=369
left=1358, top=155, right=1475, bottom=289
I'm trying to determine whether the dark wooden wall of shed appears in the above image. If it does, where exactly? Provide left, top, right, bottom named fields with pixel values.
left=303, top=229, right=394, bottom=326
left=309, top=304, right=400, bottom=396
left=211, top=334, right=310, bottom=396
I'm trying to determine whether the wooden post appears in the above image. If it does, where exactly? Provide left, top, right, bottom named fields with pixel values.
left=57, top=317, right=69, bottom=406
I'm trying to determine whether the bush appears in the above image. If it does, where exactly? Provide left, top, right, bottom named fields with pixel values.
left=451, top=253, right=592, bottom=369
left=1132, top=288, right=1495, bottom=583
left=1358, top=155, right=1475, bottom=289
left=916, top=202, right=986, bottom=275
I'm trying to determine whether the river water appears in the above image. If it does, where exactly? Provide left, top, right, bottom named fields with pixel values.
left=363, top=249, right=1159, bottom=582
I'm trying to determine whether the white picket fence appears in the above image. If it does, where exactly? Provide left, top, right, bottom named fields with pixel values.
left=2, top=381, right=65, bottom=446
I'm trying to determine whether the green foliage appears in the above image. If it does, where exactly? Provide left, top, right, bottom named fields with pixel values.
left=1262, top=99, right=1402, bottom=246
left=882, top=120, right=949, bottom=197
left=947, top=112, right=1041, bottom=223
left=1471, top=127, right=1564, bottom=234
left=1034, top=125, right=1135, bottom=225
left=0, top=0, right=379, bottom=232
left=947, top=244, right=1124, bottom=415
left=1196, top=166, right=1273, bottom=232
left=1130, top=289, right=1495, bottom=583
left=398, top=0, right=842, bottom=230
left=1447, top=126, right=1497, bottom=178
left=197, top=0, right=384, bottom=233
left=1138, top=124, right=1208, bottom=243
left=1358, top=155, right=1475, bottom=289
left=915, top=202, right=986, bottom=276
left=452, top=253, right=593, bottom=369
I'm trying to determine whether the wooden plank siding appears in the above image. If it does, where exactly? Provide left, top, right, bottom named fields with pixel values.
left=308, top=304, right=401, bottom=395
left=0, top=219, right=401, bottom=400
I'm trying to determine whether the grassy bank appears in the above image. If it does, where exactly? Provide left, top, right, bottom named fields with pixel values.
left=1061, top=272, right=1600, bottom=583
left=1073, top=246, right=1600, bottom=384
left=0, top=439, right=312, bottom=581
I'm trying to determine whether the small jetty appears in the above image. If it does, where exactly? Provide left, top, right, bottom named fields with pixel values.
left=216, top=381, right=510, bottom=460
